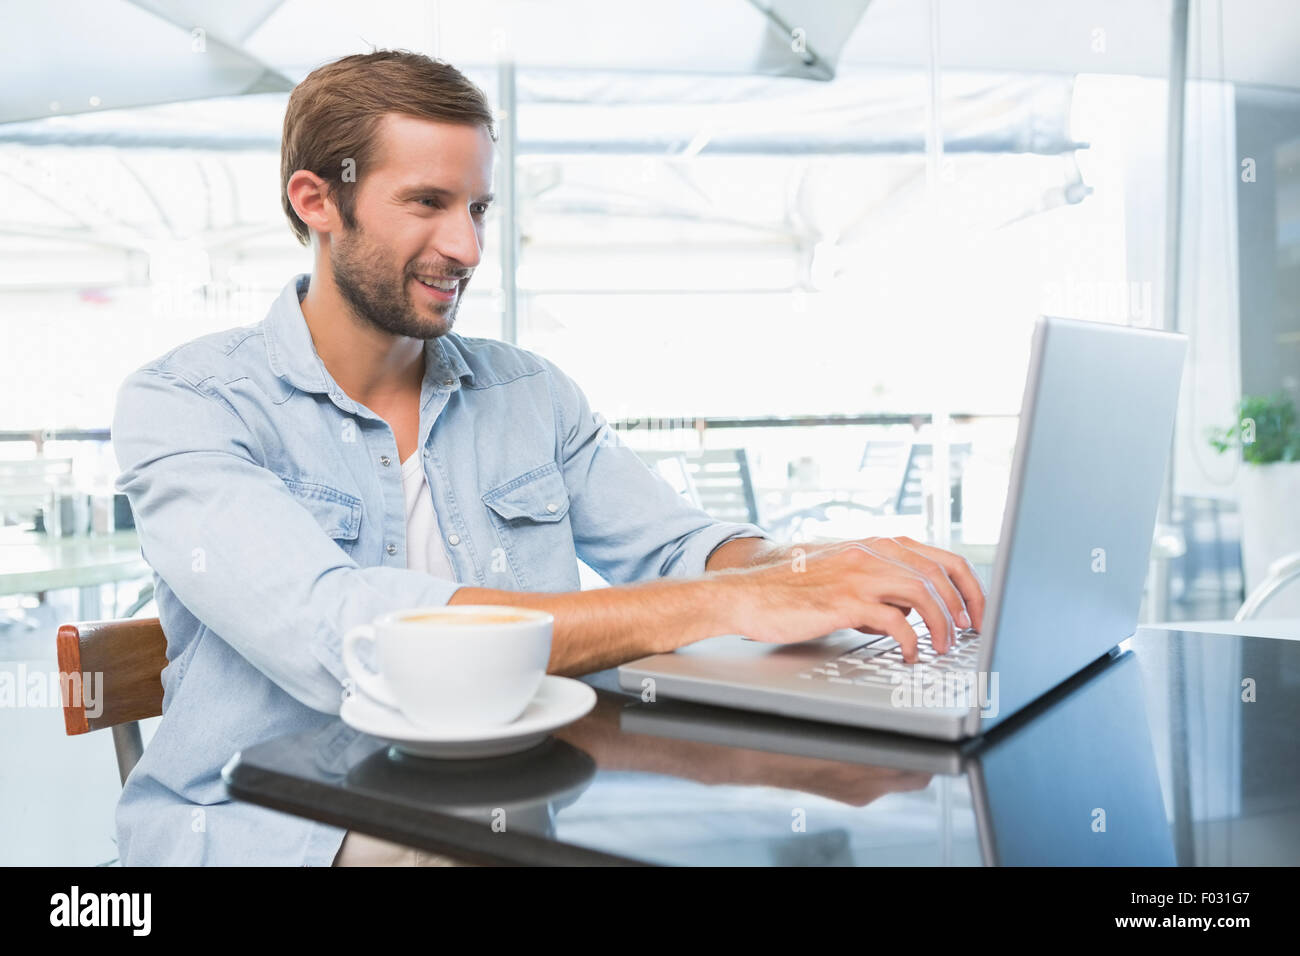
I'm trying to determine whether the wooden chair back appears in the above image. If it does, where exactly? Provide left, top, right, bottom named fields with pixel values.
left=56, top=617, right=167, bottom=784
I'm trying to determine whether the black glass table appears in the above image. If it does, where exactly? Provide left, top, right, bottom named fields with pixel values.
left=222, top=625, right=1300, bottom=866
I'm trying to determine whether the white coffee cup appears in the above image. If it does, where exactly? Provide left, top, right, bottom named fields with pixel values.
left=341, top=605, right=553, bottom=732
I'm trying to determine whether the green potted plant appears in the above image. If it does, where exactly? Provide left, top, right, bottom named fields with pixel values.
left=1208, top=392, right=1300, bottom=612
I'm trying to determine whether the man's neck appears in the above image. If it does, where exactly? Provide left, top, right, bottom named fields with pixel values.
left=299, top=271, right=425, bottom=407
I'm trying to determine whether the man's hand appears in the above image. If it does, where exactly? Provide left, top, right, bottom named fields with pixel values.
left=710, top=537, right=986, bottom=662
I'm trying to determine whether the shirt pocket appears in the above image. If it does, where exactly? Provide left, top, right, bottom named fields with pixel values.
left=280, top=476, right=363, bottom=557
left=481, top=461, right=574, bottom=589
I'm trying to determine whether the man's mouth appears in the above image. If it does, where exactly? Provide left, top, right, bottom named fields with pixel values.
left=413, top=275, right=461, bottom=292
left=411, top=274, right=463, bottom=304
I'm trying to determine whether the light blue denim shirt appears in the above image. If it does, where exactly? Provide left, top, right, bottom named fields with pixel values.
left=110, top=272, right=769, bottom=866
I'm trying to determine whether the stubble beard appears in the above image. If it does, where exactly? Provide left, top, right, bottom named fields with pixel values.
left=331, top=222, right=465, bottom=341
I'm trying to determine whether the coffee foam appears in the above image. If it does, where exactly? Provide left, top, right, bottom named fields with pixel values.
left=399, top=611, right=537, bottom=625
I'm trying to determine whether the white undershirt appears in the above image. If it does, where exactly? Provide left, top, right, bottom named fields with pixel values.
left=401, top=451, right=456, bottom=581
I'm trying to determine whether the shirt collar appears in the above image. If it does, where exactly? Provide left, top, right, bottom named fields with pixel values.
left=433, top=329, right=474, bottom=387
left=264, top=273, right=475, bottom=399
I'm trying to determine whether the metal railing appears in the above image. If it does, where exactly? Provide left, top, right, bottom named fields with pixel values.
left=609, top=412, right=1017, bottom=431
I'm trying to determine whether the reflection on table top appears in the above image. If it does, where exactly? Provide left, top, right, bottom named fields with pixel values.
left=0, top=527, right=146, bottom=595
left=223, top=625, right=1300, bottom=866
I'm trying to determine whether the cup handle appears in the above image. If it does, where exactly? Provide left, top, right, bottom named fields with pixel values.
left=341, top=624, right=400, bottom=710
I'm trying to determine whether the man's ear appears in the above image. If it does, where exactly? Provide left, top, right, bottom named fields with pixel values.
left=287, top=169, right=337, bottom=238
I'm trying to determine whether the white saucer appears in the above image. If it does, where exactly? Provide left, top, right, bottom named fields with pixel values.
left=339, top=675, right=597, bottom=759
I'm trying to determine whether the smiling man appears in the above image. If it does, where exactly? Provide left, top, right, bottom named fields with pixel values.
left=110, top=50, right=984, bottom=866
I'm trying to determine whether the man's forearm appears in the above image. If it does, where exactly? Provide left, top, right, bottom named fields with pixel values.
left=448, top=576, right=731, bottom=676
left=704, top=535, right=788, bottom=572
left=446, top=537, right=790, bottom=677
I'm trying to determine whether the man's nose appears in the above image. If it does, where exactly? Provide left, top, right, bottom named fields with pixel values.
left=436, top=208, right=483, bottom=270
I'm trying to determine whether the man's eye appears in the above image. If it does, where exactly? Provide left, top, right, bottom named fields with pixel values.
left=471, top=203, right=489, bottom=216
left=418, top=198, right=441, bottom=209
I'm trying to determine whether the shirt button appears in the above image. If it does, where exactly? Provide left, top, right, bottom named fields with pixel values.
left=380, top=455, right=391, bottom=467
left=385, top=543, right=397, bottom=555
left=447, top=534, right=460, bottom=546
left=546, top=503, right=558, bottom=513
left=443, top=379, right=455, bottom=387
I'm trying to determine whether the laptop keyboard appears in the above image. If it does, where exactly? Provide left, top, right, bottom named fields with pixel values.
left=797, top=627, right=982, bottom=686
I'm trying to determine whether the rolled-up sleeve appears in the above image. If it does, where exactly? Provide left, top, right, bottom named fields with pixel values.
left=537, top=355, right=771, bottom=584
left=111, top=367, right=463, bottom=714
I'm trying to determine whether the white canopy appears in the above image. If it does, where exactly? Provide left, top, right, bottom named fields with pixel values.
left=4, top=0, right=1299, bottom=129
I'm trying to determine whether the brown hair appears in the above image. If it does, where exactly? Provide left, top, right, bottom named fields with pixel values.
left=280, top=50, right=497, bottom=245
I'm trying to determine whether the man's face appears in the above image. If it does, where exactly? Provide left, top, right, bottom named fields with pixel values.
left=330, top=113, right=494, bottom=340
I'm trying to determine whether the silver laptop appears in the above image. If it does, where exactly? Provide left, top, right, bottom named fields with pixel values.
left=619, top=316, right=1188, bottom=741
